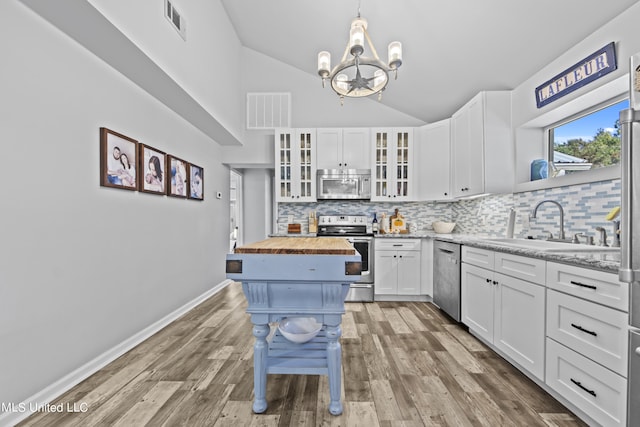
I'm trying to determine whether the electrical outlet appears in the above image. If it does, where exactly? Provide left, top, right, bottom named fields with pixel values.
left=522, top=213, right=530, bottom=229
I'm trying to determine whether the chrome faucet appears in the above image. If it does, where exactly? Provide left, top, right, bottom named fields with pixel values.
left=531, top=199, right=566, bottom=240
left=595, top=226, right=609, bottom=247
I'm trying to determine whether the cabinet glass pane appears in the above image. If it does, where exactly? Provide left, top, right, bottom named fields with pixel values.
left=281, top=182, right=291, bottom=197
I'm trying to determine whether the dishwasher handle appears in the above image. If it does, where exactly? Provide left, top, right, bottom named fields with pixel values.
left=437, top=248, right=458, bottom=264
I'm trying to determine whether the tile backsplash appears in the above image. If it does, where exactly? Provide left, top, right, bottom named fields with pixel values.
left=278, top=179, right=621, bottom=244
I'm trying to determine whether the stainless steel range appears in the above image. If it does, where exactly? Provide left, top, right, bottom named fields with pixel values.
left=317, top=215, right=374, bottom=302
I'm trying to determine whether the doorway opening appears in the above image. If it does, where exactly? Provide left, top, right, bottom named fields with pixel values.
left=230, top=169, right=243, bottom=252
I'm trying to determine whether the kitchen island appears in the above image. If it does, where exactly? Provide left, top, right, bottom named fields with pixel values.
left=226, top=237, right=361, bottom=415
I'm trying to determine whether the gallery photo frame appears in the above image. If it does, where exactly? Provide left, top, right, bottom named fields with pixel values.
left=167, top=155, right=189, bottom=198
left=189, top=163, right=204, bottom=200
left=99, top=127, right=138, bottom=191
left=139, top=143, right=167, bottom=195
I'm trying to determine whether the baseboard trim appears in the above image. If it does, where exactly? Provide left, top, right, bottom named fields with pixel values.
left=0, top=279, right=233, bottom=427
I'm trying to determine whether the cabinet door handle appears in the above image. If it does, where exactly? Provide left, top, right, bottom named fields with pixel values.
left=571, top=323, right=597, bottom=336
left=570, top=378, right=597, bottom=397
left=492, top=280, right=498, bottom=285
left=485, top=278, right=491, bottom=283
left=570, top=280, right=597, bottom=290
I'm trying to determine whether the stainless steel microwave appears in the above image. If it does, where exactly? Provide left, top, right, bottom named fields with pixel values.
left=317, top=169, right=371, bottom=200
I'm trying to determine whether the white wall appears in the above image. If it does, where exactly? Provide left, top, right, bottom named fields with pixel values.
left=511, top=1, right=640, bottom=184
left=221, top=47, right=426, bottom=167
left=88, top=0, right=244, bottom=144
left=0, top=0, right=230, bottom=409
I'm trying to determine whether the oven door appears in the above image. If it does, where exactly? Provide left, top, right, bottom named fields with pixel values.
left=346, top=236, right=374, bottom=302
left=348, top=237, right=372, bottom=283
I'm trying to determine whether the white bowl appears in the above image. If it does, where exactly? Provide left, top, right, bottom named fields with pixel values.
left=278, top=317, right=322, bottom=343
left=432, top=221, right=456, bottom=234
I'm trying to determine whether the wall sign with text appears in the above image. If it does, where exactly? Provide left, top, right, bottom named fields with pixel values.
left=535, top=42, right=617, bottom=108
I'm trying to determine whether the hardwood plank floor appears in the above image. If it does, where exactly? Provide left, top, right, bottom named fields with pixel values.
left=17, top=282, right=587, bottom=427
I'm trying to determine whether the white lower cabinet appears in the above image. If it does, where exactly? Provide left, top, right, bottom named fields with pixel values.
left=544, top=262, right=629, bottom=426
left=374, top=239, right=421, bottom=295
left=461, top=262, right=494, bottom=341
left=460, top=246, right=630, bottom=425
left=494, top=272, right=545, bottom=380
left=461, top=247, right=546, bottom=380
left=547, top=289, right=628, bottom=377
left=546, top=338, right=627, bottom=427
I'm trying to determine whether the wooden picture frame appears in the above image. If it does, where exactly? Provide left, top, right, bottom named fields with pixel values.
left=139, top=143, right=167, bottom=195
left=167, top=155, right=189, bottom=198
left=189, top=163, right=204, bottom=200
left=100, top=128, right=138, bottom=191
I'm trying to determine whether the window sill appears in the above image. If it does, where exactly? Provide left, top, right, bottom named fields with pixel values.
left=513, top=164, right=620, bottom=193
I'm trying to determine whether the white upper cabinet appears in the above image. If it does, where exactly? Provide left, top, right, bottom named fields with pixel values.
left=371, top=128, right=414, bottom=201
left=451, top=91, right=513, bottom=198
left=274, top=128, right=316, bottom=202
left=316, top=128, right=370, bottom=170
left=415, top=119, right=452, bottom=200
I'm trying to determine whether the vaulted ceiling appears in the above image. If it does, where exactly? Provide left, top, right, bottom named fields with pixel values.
left=221, top=0, right=639, bottom=123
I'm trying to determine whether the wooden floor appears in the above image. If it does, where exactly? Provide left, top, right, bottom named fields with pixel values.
left=18, top=282, right=587, bottom=427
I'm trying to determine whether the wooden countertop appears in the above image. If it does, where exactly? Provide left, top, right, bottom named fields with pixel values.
left=234, top=237, right=356, bottom=255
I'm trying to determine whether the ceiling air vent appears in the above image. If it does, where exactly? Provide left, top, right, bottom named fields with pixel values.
left=165, top=0, right=186, bottom=40
left=247, top=93, right=291, bottom=129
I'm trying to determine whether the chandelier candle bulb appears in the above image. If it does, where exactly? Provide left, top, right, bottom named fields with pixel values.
left=388, top=42, right=402, bottom=69
left=336, top=74, right=349, bottom=92
left=318, top=51, right=331, bottom=77
left=349, top=24, right=365, bottom=55
left=374, top=69, right=385, bottom=87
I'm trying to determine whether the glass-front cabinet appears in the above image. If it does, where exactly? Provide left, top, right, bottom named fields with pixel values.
left=275, top=128, right=316, bottom=202
left=371, top=128, right=413, bottom=201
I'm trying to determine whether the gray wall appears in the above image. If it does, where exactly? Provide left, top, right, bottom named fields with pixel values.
left=1, top=0, right=231, bottom=408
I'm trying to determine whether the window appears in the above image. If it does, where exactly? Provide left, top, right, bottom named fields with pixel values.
left=547, top=97, right=628, bottom=176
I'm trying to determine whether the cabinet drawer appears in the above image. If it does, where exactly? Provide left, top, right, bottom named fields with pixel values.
left=494, top=252, right=545, bottom=285
left=376, top=239, right=420, bottom=251
left=461, top=246, right=494, bottom=269
left=546, top=338, right=627, bottom=427
left=547, top=289, right=628, bottom=376
left=546, top=262, right=628, bottom=311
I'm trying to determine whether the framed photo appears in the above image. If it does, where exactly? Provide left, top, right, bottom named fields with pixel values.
left=139, top=143, right=167, bottom=195
left=100, top=127, right=138, bottom=191
left=167, top=155, right=189, bottom=198
left=189, top=163, right=204, bottom=200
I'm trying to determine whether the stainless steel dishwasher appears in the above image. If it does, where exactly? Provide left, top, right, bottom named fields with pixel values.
left=433, top=240, right=461, bottom=321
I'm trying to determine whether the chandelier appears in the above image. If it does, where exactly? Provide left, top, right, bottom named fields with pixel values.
left=317, top=8, right=402, bottom=104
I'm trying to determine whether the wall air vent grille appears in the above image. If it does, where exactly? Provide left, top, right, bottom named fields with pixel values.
left=165, top=0, right=186, bottom=40
left=247, top=92, right=291, bottom=129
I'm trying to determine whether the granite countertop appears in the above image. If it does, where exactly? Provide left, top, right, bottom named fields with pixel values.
left=432, top=234, right=621, bottom=274
left=269, top=232, right=621, bottom=273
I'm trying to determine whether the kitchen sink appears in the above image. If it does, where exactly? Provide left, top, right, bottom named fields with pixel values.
left=482, top=238, right=620, bottom=253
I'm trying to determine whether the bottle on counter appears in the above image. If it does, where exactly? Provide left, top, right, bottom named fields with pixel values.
left=372, top=213, right=379, bottom=234
left=380, top=213, right=389, bottom=234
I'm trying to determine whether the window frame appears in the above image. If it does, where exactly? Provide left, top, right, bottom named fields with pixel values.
left=545, top=94, right=627, bottom=174
left=514, top=75, right=627, bottom=194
